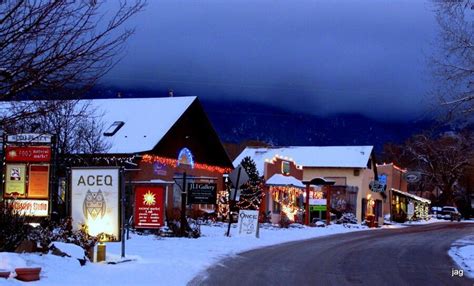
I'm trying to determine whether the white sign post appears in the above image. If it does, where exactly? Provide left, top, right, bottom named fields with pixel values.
left=237, top=210, right=259, bottom=238
left=71, top=168, right=120, bottom=241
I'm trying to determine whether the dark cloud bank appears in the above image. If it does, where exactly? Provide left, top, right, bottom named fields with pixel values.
left=102, top=0, right=439, bottom=121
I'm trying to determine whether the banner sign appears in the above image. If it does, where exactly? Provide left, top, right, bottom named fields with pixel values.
left=6, top=146, right=51, bottom=162
left=309, top=199, right=326, bottom=211
left=187, top=183, right=217, bottom=204
left=237, top=210, right=259, bottom=238
left=310, top=205, right=326, bottom=211
left=5, top=164, right=26, bottom=198
left=309, top=199, right=327, bottom=205
left=28, top=165, right=50, bottom=199
left=134, top=186, right=164, bottom=229
left=7, top=133, right=52, bottom=144
left=71, top=168, right=120, bottom=241
left=9, top=199, right=49, bottom=217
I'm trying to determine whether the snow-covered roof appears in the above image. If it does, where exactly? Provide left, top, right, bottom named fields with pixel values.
left=233, top=146, right=374, bottom=174
left=392, top=189, right=431, bottom=204
left=266, top=174, right=305, bottom=188
left=90, top=97, right=196, bottom=154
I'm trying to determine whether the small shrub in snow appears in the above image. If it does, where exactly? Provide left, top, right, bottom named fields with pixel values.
left=315, top=221, right=326, bottom=227
left=279, top=212, right=291, bottom=228
left=0, top=201, right=29, bottom=252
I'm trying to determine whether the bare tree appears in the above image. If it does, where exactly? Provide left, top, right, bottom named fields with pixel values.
left=384, top=131, right=473, bottom=204
left=6, top=100, right=110, bottom=155
left=0, top=0, right=144, bottom=121
left=432, top=0, right=474, bottom=118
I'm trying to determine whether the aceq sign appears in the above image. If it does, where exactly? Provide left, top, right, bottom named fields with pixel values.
left=70, top=168, right=120, bottom=241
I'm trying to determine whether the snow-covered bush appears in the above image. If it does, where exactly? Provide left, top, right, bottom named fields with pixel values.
left=0, top=201, right=30, bottom=251
left=28, top=218, right=98, bottom=259
left=336, top=213, right=358, bottom=225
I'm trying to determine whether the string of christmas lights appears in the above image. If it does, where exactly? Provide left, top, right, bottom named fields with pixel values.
left=141, top=154, right=232, bottom=174
left=271, top=186, right=303, bottom=221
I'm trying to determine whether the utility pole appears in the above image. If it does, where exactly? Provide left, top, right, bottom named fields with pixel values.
left=180, top=172, right=187, bottom=237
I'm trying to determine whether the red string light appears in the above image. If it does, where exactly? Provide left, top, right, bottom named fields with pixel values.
left=141, top=154, right=231, bottom=174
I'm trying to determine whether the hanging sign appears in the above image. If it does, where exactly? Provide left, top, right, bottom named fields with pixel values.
left=187, top=183, right=217, bottom=204
left=309, top=199, right=327, bottom=211
left=134, top=186, right=165, bottom=229
left=4, top=164, right=26, bottom=198
left=7, top=133, right=52, bottom=144
left=237, top=210, right=259, bottom=238
left=71, top=168, right=120, bottom=241
left=369, top=180, right=386, bottom=193
left=28, top=165, right=50, bottom=199
left=5, top=146, right=51, bottom=162
left=403, top=171, right=422, bottom=184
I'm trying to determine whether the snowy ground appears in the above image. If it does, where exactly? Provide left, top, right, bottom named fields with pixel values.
left=449, top=235, right=474, bottom=278
left=0, top=223, right=370, bottom=286
left=384, top=217, right=474, bottom=227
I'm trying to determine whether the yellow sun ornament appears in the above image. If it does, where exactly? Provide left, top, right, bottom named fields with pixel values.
left=143, top=191, right=156, bottom=206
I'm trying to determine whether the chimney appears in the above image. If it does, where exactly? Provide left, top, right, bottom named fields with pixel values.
left=168, top=89, right=174, bottom=97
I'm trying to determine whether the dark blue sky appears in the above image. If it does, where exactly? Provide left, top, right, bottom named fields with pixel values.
left=102, top=0, right=439, bottom=120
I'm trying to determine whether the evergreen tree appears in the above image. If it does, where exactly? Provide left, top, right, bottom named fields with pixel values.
left=236, top=156, right=264, bottom=210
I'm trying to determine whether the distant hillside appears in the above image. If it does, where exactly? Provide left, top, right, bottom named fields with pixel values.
left=87, top=87, right=434, bottom=154
left=201, top=99, right=432, bottom=151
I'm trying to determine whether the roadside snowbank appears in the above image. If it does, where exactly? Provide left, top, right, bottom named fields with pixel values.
left=0, top=223, right=368, bottom=285
left=449, top=235, right=474, bottom=278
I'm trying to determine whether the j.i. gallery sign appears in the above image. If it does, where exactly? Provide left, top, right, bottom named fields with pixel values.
left=71, top=168, right=120, bottom=241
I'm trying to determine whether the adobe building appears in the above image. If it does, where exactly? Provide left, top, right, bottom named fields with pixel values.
left=377, top=163, right=430, bottom=221
left=234, top=146, right=385, bottom=225
left=262, top=156, right=305, bottom=224
left=377, top=163, right=407, bottom=220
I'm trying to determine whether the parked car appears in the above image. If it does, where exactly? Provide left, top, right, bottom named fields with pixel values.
left=437, top=206, right=462, bottom=221
left=431, top=206, right=442, bottom=215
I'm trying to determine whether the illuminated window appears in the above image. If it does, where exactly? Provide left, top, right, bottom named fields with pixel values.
left=281, top=161, right=290, bottom=175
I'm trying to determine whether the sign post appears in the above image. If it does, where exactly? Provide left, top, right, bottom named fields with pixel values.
left=120, top=168, right=125, bottom=258
left=226, top=165, right=249, bottom=237
left=3, top=133, right=54, bottom=219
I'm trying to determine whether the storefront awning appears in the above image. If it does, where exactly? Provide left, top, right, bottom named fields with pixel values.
left=266, top=174, right=305, bottom=189
left=391, top=188, right=431, bottom=204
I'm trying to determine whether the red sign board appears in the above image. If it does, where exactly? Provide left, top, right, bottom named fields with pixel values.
left=134, top=186, right=164, bottom=229
left=6, top=146, right=51, bottom=162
